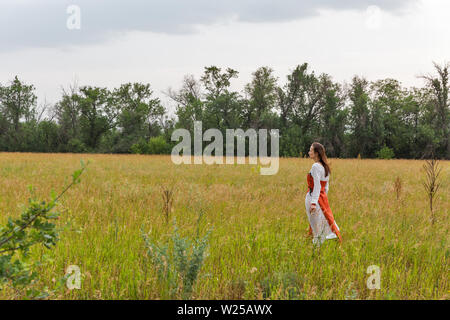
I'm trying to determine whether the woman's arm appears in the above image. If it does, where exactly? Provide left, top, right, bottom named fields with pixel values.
left=310, top=164, right=321, bottom=205
left=325, top=179, right=329, bottom=195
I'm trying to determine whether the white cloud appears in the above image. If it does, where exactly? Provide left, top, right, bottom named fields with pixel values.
left=0, top=0, right=415, bottom=51
left=0, top=0, right=448, bottom=118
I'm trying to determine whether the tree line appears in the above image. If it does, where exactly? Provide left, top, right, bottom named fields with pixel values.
left=0, top=62, right=448, bottom=159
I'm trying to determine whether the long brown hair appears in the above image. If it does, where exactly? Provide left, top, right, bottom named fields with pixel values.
left=312, top=142, right=331, bottom=177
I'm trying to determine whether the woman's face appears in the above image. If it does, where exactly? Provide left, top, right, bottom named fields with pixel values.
left=308, top=145, right=316, bottom=160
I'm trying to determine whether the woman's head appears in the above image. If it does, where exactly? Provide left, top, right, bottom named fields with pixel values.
left=308, top=142, right=331, bottom=177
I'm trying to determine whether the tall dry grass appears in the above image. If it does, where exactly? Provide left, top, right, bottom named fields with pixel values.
left=0, top=153, right=448, bottom=299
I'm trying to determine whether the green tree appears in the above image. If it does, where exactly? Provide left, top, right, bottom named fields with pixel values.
left=200, top=66, right=243, bottom=130
left=77, top=86, right=117, bottom=150
left=370, top=79, right=409, bottom=157
left=243, top=66, right=278, bottom=130
left=276, top=63, right=335, bottom=156
left=168, top=75, right=205, bottom=132
left=318, top=80, right=348, bottom=157
left=113, top=83, right=165, bottom=153
left=348, top=76, right=371, bottom=157
left=421, top=62, right=450, bottom=158
left=0, top=76, right=37, bottom=150
left=52, top=83, right=82, bottom=152
left=406, top=87, right=438, bottom=158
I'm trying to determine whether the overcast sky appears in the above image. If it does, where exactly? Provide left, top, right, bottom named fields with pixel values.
left=0, top=0, right=449, bottom=115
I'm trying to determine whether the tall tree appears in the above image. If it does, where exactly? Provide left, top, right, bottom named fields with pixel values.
left=113, top=82, right=165, bottom=152
left=77, top=86, right=117, bottom=150
left=318, top=80, right=348, bottom=157
left=243, top=66, right=278, bottom=129
left=406, top=87, right=437, bottom=158
left=422, top=62, right=450, bottom=158
left=167, top=75, right=205, bottom=132
left=200, top=66, right=243, bottom=130
left=277, top=64, right=308, bottom=132
left=52, top=83, right=82, bottom=151
left=0, top=76, right=37, bottom=149
left=348, top=76, right=371, bottom=157
left=276, top=63, right=334, bottom=156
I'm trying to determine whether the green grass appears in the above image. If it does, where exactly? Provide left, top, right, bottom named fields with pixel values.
left=0, top=153, right=448, bottom=299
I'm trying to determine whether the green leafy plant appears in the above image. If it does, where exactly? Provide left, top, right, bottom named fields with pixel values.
left=130, top=138, right=148, bottom=154
left=130, top=136, right=171, bottom=155
left=376, top=146, right=395, bottom=159
left=0, top=160, right=88, bottom=298
left=147, top=136, right=171, bottom=154
left=141, top=211, right=212, bottom=299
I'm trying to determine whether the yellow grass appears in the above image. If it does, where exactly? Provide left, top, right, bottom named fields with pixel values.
left=0, top=153, right=448, bottom=299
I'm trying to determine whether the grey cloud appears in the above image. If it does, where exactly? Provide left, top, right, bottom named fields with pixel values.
left=0, top=0, right=414, bottom=51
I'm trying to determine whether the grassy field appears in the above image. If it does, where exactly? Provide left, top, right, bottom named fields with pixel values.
left=0, top=153, right=448, bottom=300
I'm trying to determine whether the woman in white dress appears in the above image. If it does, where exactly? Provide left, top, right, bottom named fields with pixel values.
left=305, top=142, right=342, bottom=245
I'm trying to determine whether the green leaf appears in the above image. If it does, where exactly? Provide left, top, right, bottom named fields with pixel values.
left=50, top=189, right=57, bottom=201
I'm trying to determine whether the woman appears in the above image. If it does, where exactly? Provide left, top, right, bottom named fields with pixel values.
left=305, top=142, right=342, bottom=245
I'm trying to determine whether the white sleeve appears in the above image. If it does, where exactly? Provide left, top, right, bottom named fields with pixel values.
left=310, top=164, right=321, bottom=205
left=325, top=179, right=329, bottom=195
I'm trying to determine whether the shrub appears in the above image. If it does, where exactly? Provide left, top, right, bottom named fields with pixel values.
left=141, top=212, right=212, bottom=299
left=147, top=136, right=171, bottom=154
left=130, top=138, right=148, bottom=154
left=0, top=161, right=88, bottom=298
left=67, top=138, right=88, bottom=153
left=376, top=146, right=395, bottom=159
left=130, top=136, right=171, bottom=154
